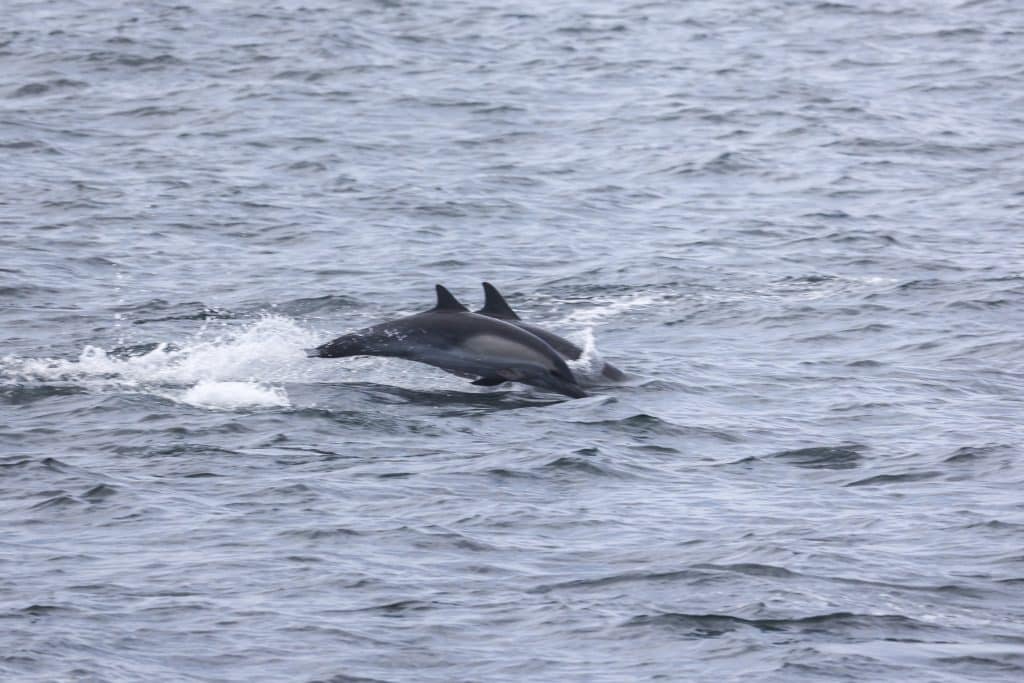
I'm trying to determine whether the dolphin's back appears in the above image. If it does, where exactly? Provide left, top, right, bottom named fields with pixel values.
left=514, top=321, right=583, bottom=360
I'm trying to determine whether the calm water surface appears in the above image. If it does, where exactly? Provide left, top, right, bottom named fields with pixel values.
left=2, top=1, right=1024, bottom=681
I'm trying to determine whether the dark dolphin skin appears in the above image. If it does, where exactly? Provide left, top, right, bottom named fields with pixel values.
left=476, top=282, right=626, bottom=381
left=310, top=285, right=587, bottom=399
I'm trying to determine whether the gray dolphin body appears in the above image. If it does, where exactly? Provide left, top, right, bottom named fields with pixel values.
left=310, top=285, right=587, bottom=399
left=476, top=282, right=626, bottom=381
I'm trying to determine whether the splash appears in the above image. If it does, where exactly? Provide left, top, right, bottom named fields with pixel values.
left=1, top=315, right=322, bottom=410
left=565, top=327, right=610, bottom=383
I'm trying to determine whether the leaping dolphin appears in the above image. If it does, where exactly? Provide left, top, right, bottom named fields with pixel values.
left=476, top=282, right=626, bottom=381
left=310, top=285, right=587, bottom=399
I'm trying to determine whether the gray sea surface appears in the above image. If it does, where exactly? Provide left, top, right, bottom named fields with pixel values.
left=2, top=1, right=1024, bottom=681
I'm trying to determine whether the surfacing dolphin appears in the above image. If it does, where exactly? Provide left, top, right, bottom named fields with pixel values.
left=476, top=282, right=626, bottom=381
left=309, top=285, right=587, bottom=399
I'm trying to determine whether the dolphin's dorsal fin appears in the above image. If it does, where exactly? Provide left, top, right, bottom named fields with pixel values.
left=479, top=282, right=520, bottom=320
left=434, top=284, right=468, bottom=312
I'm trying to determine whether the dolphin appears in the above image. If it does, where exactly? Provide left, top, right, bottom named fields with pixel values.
left=309, top=285, right=587, bottom=399
left=476, top=282, right=626, bottom=381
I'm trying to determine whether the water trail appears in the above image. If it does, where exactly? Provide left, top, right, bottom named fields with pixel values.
left=1, top=315, right=322, bottom=410
left=545, top=291, right=664, bottom=382
left=560, top=292, right=667, bottom=327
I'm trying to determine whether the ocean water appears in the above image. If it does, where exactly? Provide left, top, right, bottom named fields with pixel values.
left=2, top=1, right=1024, bottom=680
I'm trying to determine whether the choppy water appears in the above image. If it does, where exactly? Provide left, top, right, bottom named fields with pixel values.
left=3, top=1, right=1024, bottom=680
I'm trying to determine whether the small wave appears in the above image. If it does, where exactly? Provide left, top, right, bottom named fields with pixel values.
left=693, top=562, right=801, bottom=578
left=769, top=445, right=866, bottom=470
left=573, top=413, right=739, bottom=442
left=845, top=470, right=943, bottom=487
left=531, top=569, right=716, bottom=594
left=624, top=611, right=934, bottom=638
left=945, top=444, right=1012, bottom=463
left=31, top=494, right=82, bottom=510
left=7, top=79, right=87, bottom=98
left=272, top=294, right=360, bottom=316
left=82, top=484, right=118, bottom=501
left=541, top=454, right=621, bottom=477
left=127, top=300, right=235, bottom=324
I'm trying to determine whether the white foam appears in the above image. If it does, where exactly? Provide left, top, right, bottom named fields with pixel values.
left=178, top=380, right=290, bottom=410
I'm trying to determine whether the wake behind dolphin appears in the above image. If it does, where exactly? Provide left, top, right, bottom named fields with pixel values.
left=477, top=282, right=626, bottom=381
left=310, top=285, right=587, bottom=399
